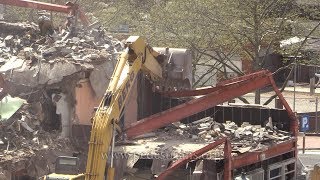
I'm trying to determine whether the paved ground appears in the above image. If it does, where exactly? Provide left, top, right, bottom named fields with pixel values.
left=297, top=135, right=320, bottom=174
left=233, top=84, right=320, bottom=113
left=298, top=150, right=320, bottom=168
left=297, top=134, right=320, bottom=150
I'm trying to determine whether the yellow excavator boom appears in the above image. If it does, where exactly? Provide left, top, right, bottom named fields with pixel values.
left=84, top=36, right=163, bottom=180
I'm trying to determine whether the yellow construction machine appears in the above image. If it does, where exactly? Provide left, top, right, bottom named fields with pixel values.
left=43, top=36, right=191, bottom=180
left=83, top=36, right=165, bottom=180
left=0, top=1, right=191, bottom=177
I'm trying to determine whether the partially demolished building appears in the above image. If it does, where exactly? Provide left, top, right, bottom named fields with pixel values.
left=0, top=21, right=124, bottom=178
left=0, top=19, right=298, bottom=180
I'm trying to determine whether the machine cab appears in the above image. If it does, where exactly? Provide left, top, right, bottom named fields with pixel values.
left=55, top=156, right=80, bottom=175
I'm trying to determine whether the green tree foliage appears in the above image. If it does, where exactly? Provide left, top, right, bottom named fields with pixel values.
left=2, top=0, right=320, bottom=103
left=94, top=0, right=320, bottom=103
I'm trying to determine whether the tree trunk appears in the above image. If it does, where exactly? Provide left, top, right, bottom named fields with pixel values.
left=253, top=59, right=261, bottom=104
left=253, top=3, right=261, bottom=105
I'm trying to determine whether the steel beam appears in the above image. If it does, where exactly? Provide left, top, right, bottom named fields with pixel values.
left=216, top=70, right=269, bottom=86
left=125, top=72, right=272, bottom=138
left=0, top=0, right=70, bottom=13
left=232, top=139, right=296, bottom=169
left=268, top=76, right=298, bottom=159
left=156, top=138, right=227, bottom=180
left=268, top=76, right=298, bottom=136
left=224, top=139, right=232, bottom=180
left=161, top=86, right=224, bottom=98
left=157, top=138, right=296, bottom=179
left=162, top=70, right=269, bottom=98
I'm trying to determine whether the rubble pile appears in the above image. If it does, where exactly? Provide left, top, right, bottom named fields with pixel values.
left=162, top=117, right=291, bottom=154
left=114, top=116, right=293, bottom=163
left=0, top=22, right=123, bottom=64
left=0, top=126, right=73, bottom=163
left=0, top=22, right=124, bottom=98
left=0, top=21, right=37, bottom=35
left=0, top=21, right=126, bottom=177
left=0, top=100, right=75, bottom=177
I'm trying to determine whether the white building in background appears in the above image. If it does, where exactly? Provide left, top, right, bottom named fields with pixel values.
left=194, top=51, right=242, bottom=87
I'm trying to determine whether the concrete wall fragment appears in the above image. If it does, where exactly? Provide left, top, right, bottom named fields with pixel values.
left=74, top=79, right=100, bottom=125
left=89, top=60, right=115, bottom=98
left=4, top=61, right=84, bottom=88
left=124, top=79, right=138, bottom=128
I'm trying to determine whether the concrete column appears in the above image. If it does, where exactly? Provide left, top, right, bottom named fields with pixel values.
left=0, top=5, right=4, bottom=20
left=53, top=93, right=71, bottom=138
left=310, top=77, right=315, bottom=95
left=275, top=98, right=283, bottom=109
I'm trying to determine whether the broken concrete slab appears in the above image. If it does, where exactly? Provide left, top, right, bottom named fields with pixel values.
left=4, top=35, right=14, bottom=47
left=41, top=47, right=58, bottom=57
left=89, top=60, right=115, bottom=98
left=6, top=61, right=84, bottom=87
left=0, top=57, right=24, bottom=72
left=238, top=146, right=251, bottom=153
left=0, top=22, right=37, bottom=35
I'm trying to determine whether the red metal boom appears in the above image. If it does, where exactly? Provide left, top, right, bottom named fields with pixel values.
left=156, top=138, right=229, bottom=180
left=0, top=0, right=90, bottom=26
left=0, top=0, right=70, bottom=13
left=162, top=70, right=270, bottom=98
left=125, top=70, right=297, bottom=138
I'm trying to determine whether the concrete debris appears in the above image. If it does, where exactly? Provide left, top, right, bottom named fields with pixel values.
left=160, top=117, right=291, bottom=154
left=0, top=20, right=126, bottom=178
left=116, top=117, right=293, bottom=168
left=4, top=35, right=14, bottom=47
left=0, top=101, right=75, bottom=178
left=18, top=115, right=35, bottom=133
left=0, top=21, right=37, bottom=35
left=0, top=21, right=123, bottom=95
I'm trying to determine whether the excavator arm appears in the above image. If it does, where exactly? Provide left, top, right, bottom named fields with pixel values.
left=85, top=36, right=163, bottom=180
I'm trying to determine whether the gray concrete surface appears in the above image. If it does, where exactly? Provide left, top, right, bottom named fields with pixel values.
left=299, top=150, right=320, bottom=168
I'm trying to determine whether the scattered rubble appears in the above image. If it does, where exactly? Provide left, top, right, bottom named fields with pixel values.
left=164, top=117, right=292, bottom=154
left=0, top=21, right=124, bottom=97
left=0, top=100, right=75, bottom=177
left=0, top=19, right=296, bottom=179
left=116, top=116, right=293, bottom=161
